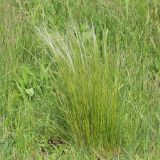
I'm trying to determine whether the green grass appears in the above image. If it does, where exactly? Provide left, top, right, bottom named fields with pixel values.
left=0, top=0, right=160, bottom=159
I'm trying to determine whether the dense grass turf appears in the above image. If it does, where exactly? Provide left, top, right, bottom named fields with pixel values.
left=0, top=0, right=160, bottom=159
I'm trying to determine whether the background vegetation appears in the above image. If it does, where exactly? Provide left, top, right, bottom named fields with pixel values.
left=0, top=0, right=160, bottom=159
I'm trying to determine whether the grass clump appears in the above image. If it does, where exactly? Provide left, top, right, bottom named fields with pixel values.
left=39, top=25, right=121, bottom=148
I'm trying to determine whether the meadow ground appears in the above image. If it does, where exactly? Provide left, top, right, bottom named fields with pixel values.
left=0, top=0, right=160, bottom=159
